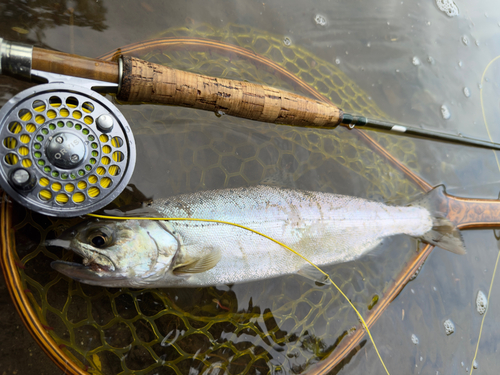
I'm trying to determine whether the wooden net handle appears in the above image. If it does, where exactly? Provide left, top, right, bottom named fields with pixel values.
left=117, top=56, right=343, bottom=127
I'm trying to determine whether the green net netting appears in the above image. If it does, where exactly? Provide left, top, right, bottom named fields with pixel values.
left=11, top=23, right=424, bottom=374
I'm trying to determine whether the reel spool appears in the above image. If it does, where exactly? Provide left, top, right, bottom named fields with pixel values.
left=0, top=82, right=136, bottom=217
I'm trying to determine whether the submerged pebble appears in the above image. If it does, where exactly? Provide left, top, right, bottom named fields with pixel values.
left=473, top=360, right=478, bottom=369
left=411, top=333, right=419, bottom=344
left=463, top=87, right=471, bottom=98
left=443, top=319, right=455, bottom=335
left=435, top=0, right=459, bottom=17
left=476, top=290, right=488, bottom=315
left=440, top=105, right=451, bottom=120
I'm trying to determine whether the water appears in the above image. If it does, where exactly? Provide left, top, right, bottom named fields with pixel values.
left=2, top=0, right=500, bottom=374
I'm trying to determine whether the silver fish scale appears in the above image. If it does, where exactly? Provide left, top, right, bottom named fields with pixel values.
left=150, top=186, right=433, bottom=286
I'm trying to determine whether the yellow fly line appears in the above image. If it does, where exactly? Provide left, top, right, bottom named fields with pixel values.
left=469, top=54, right=500, bottom=374
left=87, top=213, right=391, bottom=375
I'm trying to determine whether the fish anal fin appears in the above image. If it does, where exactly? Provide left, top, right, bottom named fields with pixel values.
left=420, top=216, right=466, bottom=255
left=297, top=264, right=331, bottom=285
left=408, top=185, right=466, bottom=255
left=173, top=248, right=221, bottom=275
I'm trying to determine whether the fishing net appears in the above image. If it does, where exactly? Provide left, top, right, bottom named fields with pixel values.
left=4, top=24, right=426, bottom=374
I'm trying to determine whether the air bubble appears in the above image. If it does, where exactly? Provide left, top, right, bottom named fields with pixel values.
left=427, top=56, right=435, bottom=64
left=314, top=14, right=327, bottom=26
left=412, top=56, right=421, bottom=66
left=475, top=40, right=480, bottom=46
left=458, top=61, right=463, bottom=67
left=335, top=58, right=340, bottom=65
left=476, top=290, right=487, bottom=315
left=443, top=319, right=455, bottom=335
left=366, top=42, right=371, bottom=47
left=462, top=35, right=469, bottom=45
left=283, top=36, right=292, bottom=46
left=473, top=360, right=478, bottom=369
left=411, top=334, right=419, bottom=344
left=440, top=105, right=451, bottom=120
left=435, top=0, right=459, bottom=17
left=463, top=87, right=471, bottom=98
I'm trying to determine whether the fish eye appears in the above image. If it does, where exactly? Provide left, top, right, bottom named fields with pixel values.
left=87, top=227, right=113, bottom=248
left=91, top=233, right=107, bottom=248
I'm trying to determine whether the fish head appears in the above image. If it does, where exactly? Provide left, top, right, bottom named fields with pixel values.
left=49, top=219, right=179, bottom=287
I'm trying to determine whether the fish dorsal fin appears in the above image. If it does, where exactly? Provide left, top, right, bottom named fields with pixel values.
left=173, top=248, right=221, bottom=275
left=297, top=264, right=331, bottom=285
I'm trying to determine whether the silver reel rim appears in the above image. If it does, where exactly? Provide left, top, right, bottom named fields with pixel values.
left=0, top=82, right=136, bottom=217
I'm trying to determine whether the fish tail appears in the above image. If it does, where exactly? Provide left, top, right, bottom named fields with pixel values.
left=410, top=185, right=466, bottom=255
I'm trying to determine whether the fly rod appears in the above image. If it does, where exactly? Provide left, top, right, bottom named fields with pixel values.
left=1, top=38, right=499, bottom=151
left=0, top=38, right=498, bottom=218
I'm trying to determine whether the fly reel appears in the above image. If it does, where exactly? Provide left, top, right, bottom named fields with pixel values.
left=0, top=82, right=136, bottom=217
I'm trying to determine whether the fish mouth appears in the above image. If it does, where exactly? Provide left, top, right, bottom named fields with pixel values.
left=46, top=238, right=116, bottom=273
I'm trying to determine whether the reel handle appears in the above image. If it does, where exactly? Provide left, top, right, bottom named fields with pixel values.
left=117, top=56, right=343, bottom=128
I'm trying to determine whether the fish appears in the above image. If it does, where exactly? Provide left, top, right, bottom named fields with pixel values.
left=49, top=185, right=466, bottom=288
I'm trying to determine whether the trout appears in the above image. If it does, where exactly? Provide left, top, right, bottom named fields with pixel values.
left=50, top=185, right=465, bottom=287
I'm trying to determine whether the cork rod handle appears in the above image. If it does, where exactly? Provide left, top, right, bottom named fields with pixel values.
left=32, top=47, right=119, bottom=83
left=117, top=56, right=343, bottom=128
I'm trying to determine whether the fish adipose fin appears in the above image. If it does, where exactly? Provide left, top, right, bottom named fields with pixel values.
left=410, top=185, right=466, bottom=255
left=173, top=248, right=222, bottom=275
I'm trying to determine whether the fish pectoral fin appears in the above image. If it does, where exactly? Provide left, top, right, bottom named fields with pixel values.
left=173, top=248, right=221, bottom=275
left=297, top=264, right=331, bottom=285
